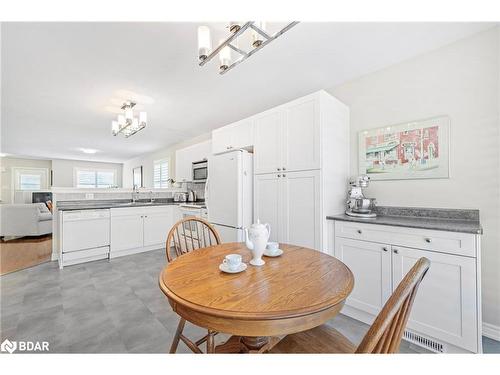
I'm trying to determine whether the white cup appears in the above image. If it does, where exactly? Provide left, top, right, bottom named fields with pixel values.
left=223, top=254, right=242, bottom=271
left=266, top=242, right=280, bottom=255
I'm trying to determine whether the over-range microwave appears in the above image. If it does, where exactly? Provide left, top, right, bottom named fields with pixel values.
left=192, top=160, right=208, bottom=182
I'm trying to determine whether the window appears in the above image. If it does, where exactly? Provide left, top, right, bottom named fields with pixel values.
left=153, top=159, right=169, bottom=188
left=13, top=168, right=48, bottom=191
left=75, top=169, right=116, bottom=188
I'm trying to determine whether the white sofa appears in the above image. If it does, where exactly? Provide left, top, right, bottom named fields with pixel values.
left=0, top=203, right=52, bottom=237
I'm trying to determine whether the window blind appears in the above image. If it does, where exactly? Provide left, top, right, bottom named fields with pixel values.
left=153, top=160, right=169, bottom=188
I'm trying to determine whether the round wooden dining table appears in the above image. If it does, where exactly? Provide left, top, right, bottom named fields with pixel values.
left=159, top=242, right=354, bottom=353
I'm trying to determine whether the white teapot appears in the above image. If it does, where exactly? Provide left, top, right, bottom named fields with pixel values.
left=244, top=219, right=271, bottom=266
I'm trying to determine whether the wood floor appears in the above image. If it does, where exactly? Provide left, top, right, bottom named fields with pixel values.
left=0, top=235, right=52, bottom=275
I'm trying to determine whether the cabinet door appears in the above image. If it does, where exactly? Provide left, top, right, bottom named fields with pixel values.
left=392, top=246, right=478, bottom=352
left=334, top=238, right=392, bottom=316
left=175, top=148, right=192, bottom=182
left=283, top=97, right=320, bottom=171
left=110, top=214, right=144, bottom=252
left=143, top=208, right=173, bottom=248
left=282, top=170, right=320, bottom=249
left=231, top=119, right=254, bottom=149
left=254, top=173, right=282, bottom=242
left=212, top=126, right=233, bottom=154
left=254, top=110, right=283, bottom=174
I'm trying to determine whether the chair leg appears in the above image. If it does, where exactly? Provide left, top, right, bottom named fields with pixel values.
left=170, top=318, right=186, bottom=353
left=206, top=330, right=216, bottom=354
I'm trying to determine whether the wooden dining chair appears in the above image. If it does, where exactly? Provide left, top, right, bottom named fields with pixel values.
left=270, top=257, right=431, bottom=354
left=165, top=217, right=222, bottom=353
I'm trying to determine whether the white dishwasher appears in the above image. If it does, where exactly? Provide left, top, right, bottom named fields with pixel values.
left=60, top=209, right=110, bottom=268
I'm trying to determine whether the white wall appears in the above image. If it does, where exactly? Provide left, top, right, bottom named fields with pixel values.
left=51, top=159, right=123, bottom=187
left=123, top=132, right=211, bottom=188
left=329, top=27, right=500, bottom=330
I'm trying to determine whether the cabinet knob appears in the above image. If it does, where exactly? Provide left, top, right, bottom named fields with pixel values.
left=425, top=238, right=432, bottom=243
left=283, top=167, right=286, bottom=171
left=393, top=248, right=399, bottom=254
left=277, top=168, right=281, bottom=171
left=357, top=229, right=362, bottom=234
left=283, top=174, right=286, bottom=177
left=277, top=174, right=281, bottom=178
left=382, top=247, right=388, bottom=252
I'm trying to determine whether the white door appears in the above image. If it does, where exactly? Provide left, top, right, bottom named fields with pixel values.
left=391, top=246, right=478, bottom=352
left=254, top=173, right=282, bottom=243
left=143, top=208, right=173, bottom=248
left=209, top=151, right=241, bottom=227
left=212, top=126, right=233, bottom=154
left=283, top=97, right=320, bottom=171
left=254, top=110, right=283, bottom=174
left=282, top=170, right=320, bottom=249
left=334, top=238, right=392, bottom=316
left=110, top=214, right=144, bottom=252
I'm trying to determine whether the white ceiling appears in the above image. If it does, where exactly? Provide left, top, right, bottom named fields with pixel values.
left=1, top=22, right=495, bottom=163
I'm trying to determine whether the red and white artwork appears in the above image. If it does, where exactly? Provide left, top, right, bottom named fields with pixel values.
left=358, top=116, right=450, bottom=180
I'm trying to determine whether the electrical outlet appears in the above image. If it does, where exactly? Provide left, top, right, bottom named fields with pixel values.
left=85, top=193, right=94, bottom=199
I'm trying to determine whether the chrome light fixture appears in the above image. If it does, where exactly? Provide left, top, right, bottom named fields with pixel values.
left=111, top=101, right=147, bottom=138
left=197, top=21, right=298, bottom=75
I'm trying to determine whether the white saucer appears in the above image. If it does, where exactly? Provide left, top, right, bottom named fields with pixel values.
left=219, top=262, right=247, bottom=274
left=264, top=248, right=283, bottom=257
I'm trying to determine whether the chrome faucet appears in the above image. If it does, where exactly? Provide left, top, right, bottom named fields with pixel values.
left=132, top=186, right=139, bottom=203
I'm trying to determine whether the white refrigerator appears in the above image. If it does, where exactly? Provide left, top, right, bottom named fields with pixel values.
left=207, top=149, right=253, bottom=243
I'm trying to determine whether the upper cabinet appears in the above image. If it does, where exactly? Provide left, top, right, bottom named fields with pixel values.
left=212, top=119, right=254, bottom=154
left=175, top=140, right=211, bottom=182
left=254, top=94, right=323, bottom=174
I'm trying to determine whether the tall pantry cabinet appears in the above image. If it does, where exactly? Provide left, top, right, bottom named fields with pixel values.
left=253, top=91, right=349, bottom=252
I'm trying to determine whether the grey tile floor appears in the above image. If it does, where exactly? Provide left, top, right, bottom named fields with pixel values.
left=1, top=249, right=499, bottom=354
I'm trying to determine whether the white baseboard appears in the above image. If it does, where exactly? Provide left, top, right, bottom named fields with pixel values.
left=483, top=322, right=500, bottom=341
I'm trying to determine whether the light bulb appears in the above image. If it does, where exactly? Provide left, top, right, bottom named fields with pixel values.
left=219, top=44, right=231, bottom=71
left=112, top=120, right=119, bottom=135
left=252, top=21, right=266, bottom=48
left=197, top=26, right=211, bottom=61
left=118, top=115, right=126, bottom=126
left=125, top=108, right=133, bottom=122
left=229, top=22, right=241, bottom=33
left=139, top=112, right=147, bottom=125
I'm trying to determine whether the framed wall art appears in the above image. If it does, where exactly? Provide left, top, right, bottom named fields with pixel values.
left=358, top=116, right=450, bottom=181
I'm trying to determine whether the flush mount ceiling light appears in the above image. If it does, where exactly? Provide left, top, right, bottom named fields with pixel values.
left=111, top=100, right=147, bottom=138
left=79, top=148, right=98, bottom=154
left=197, top=21, right=298, bottom=75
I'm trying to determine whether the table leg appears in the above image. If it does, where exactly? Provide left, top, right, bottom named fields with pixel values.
left=241, top=336, right=269, bottom=351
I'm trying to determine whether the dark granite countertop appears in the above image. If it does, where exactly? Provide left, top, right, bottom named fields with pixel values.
left=57, top=199, right=205, bottom=211
left=327, top=206, right=482, bottom=234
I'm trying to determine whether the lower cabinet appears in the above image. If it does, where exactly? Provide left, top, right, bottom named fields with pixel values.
left=332, top=220, right=481, bottom=353
left=110, top=206, right=174, bottom=257
left=254, top=170, right=320, bottom=249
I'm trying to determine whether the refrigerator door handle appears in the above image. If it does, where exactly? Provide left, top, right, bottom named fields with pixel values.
left=204, top=177, right=209, bottom=217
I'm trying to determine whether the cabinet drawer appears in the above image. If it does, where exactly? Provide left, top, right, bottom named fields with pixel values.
left=334, top=221, right=476, bottom=257
left=110, top=207, right=145, bottom=217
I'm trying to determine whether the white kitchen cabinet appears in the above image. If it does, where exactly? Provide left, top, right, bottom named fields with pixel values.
left=392, top=246, right=478, bottom=353
left=283, top=96, right=320, bottom=172
left=111, top=206, right=174, bottom=257
left=331, top=219, right=482, bottom=353
left=254, top=173, right=282, bottom=243
left=282, top=170, right=321, bottom=249
left=175, top=140, right=211, bottom=182
left=253, top=110, right=283, bottom=174
left=254, top=170, right=321, bottom=249
left=110, top=210, right=144, bottom=252
left=212, top=119, right=254, bottom=155
left=334, top=237, right=392, bottom=316
left=143, top=209, right=174, bottom=247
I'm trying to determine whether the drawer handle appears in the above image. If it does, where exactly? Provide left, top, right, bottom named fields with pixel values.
left=357, top=229, right=362, bottom=234
left=393, top=248, right=399, bottom=254
left=283, top=167, right=286, bottom=171
left=425, top=238, right=432, bottom=243
left=277, top=168, right=281, bottom=171
left=382, top=247, right=388, bottom=252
